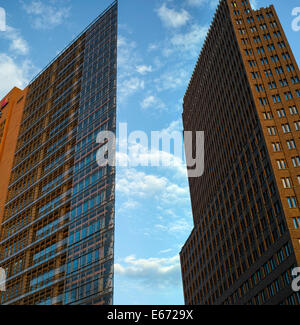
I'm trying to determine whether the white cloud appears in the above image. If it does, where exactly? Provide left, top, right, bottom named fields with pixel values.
left=155, top=218, right=192, bottom=235
left=117, top=35, right=147, bottom=102
left=117, top=169, right=168, bottom=197
left=170, top=24, right=208, bottom=57
left=186, top=0, right=219, bottom=9
left=157, top=4, right=190, bottom=28
left=115, top=255, right=181, bottom=288
left=136, top=65, right=153, bottom=75
left=152, top=23, right=208, bottom=61
left=118, top=35, right=138, bottom=70
left=21, top=0, right=71, bottom=29
left=159, top=248, right=173, bottom=254
left=0, top=54, right=34, bottom=98
left=116, top=120, right=188, bottom=177
left=162, top=120, right=182, bottom=134
left=116, top=168, right=189, bottom=205
left=250, top=0, right=258, bottom=9
left=148, top=43, right=159, bottom=52
left=118, top=199, right=140, bottom=213
left=2, top=26, right=29, bottom=55
left=119, top=77, right=145, bottom=100
left=186, top=0, right=207, bottom=6
left=154, top=68, right=189, bottom=91
left=140, top=95, right=166, bottom=110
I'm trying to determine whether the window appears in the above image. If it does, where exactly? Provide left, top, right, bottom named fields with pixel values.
left=284, top=92, right=293, bottom=100
left=264, top=69, right=273, bottom=77
left=292, top=218, right=300, bottom=229
left=256, top=84, right=263, bottom=92
left=282, top=123, right=291, bottom=133
left=253, top=36, right=261, bottom=43
left=260, top=98, right=268, bottom=106
left=296, top=90, right=300, bottom=98
left=267, top=126, right=276, bottom=135
left=257, top=46, right=264, bottom=54
left=282, top=177, right=291, bottom=188
left=267, top=44, right=275, bottom=51
left=273, top=94, right=281, bottom=103
left=273, top=31, right=281, bottom=38
left=271, top=55, right=279, bottom=63
left=275, top=66, right=284, bottom=74
left=263, top=111, right=272, bottom=120
left=277, top=159, right=286, bottom=169
left=295, top=121, right=300, bottom=131
left=274, top=279, right=280, bottom=293
left=251, top=72, right=259, bottom=79
left=287, top=64, right=295, bottom=72
left=292, top=156, right=300, bottom=167
left=268, top=284, right=275, bottom=297
left=287, top=139, right=296, bottom=150
left=279, top=79, right=288, bottom=87
left=289, top=106, right=298, bottom=115
left=291, top=76, right=300, bottom=84
left=270, top=21, right=277, bottom=28
left=268, top=81, right=276, bottom=89
left=272, top=142, right=281, bottom=152
left=249, top=60, right=256, bottom=67
left=264, top=263, right=270, bottom=276
left=260, top=23, right=267, bottom=30
left=287, top=197, right=297, bottom=208
left=282, top=52, right=290, bottom=60
left=261, top=57, right=268, bottom=65
left=277, top=108, right=286, bottom=118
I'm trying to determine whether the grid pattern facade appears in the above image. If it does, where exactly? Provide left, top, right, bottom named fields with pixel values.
left=180, top=0, right=300, bottom=305
left=0, top=1, right=117, bottom=305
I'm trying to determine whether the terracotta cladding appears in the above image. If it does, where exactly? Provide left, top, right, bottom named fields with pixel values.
left=181, top=0, right=300, bottom=305
left=0, top=88, right=27, bottom=230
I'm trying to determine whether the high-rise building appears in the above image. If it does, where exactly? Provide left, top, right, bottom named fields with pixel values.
left=0, top=1, right=117, bottom=305
left=180, top=0, right=300, bottom=305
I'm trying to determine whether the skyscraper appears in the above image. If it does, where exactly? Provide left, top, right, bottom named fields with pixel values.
left=0, top=1, right=117, bottom=305
left=180, top=0, right=300, bottom=305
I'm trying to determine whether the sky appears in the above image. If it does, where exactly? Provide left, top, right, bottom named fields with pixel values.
left=0, top=0, right=300, bottom=305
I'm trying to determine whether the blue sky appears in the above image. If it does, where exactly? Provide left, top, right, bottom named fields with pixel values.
left=0, top=0, right=300, bottom=305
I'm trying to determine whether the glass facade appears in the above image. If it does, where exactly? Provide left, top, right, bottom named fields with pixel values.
left=0, top=1, right=117, bottom=305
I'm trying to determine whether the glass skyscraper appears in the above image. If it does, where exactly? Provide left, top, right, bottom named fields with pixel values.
left=0, top=1, right=117, bottom=305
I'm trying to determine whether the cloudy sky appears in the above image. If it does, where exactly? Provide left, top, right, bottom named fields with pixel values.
left=0, top=0, right=300, bottom=305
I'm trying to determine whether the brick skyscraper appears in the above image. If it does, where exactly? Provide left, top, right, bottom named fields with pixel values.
left=180, top=0, right=300, bottom=305
left=0, top=1, right=117, bottom=305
